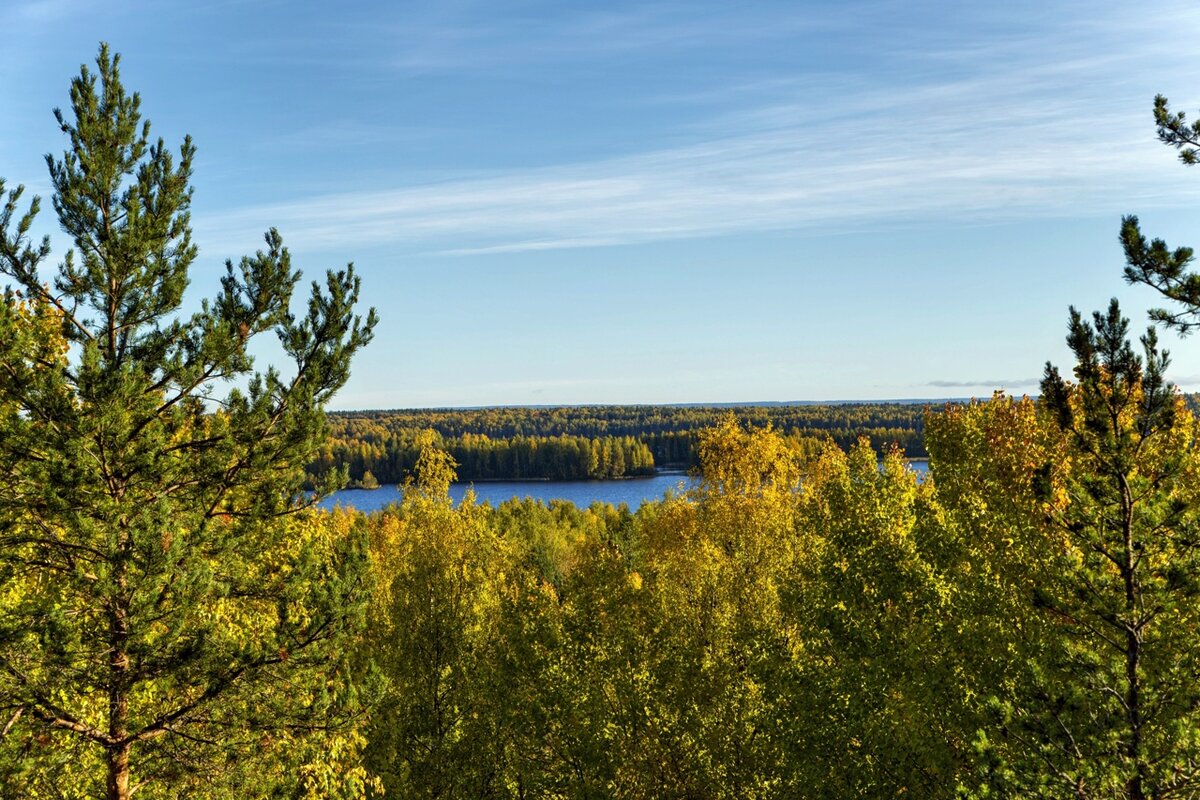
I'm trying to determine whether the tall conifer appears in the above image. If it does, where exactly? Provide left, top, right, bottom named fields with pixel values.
left=0, top=45, right=376, bottom=798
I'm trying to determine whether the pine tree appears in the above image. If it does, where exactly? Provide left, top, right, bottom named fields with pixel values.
left=947, top=302, right=1200, bottom=799
left=0, top=45, right=377, bottom=798
left=1122, top=95, right=1200, bottom=331
left=1033, top=302, right=1199, bottom=798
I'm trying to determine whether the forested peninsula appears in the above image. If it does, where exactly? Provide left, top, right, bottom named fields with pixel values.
left=314, top=402, right=929, bottom=485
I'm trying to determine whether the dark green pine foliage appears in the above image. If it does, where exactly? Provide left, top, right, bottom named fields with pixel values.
left=0, top=45, right=376, bottom=799
left=982, top=301, right=1200, bottom=799
left=1122, top=95, right=1200, bottom=333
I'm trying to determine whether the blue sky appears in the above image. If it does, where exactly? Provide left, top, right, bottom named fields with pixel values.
left=4, top=0, right=1200, bottom=408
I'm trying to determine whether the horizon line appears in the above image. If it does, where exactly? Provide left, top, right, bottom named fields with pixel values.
left=327, top=396, right=1023, bottom=414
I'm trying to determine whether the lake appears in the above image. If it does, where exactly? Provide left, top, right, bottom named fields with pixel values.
left=320, top=470, right=694, bottom=513
left=320, top=461, right=928, bottom=513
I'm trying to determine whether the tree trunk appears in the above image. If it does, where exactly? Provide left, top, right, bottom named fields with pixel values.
left=1121, top=477, right=1145, bottom=800
left=107, top=742, right=131, bottom=800
left=108, top=516, right=132, bottom=800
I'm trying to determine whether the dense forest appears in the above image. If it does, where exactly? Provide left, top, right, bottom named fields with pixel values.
left=315, top=402, right=929, bottom=484
left=9, top=45, right=1200, bottom=800
left=335, top=357, right=1200, bottom=800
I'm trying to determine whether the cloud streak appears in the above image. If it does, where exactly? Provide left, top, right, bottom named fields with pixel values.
left=374, top=2, right=856, bottom=73
left=194, top=1, right=1200, bottom=257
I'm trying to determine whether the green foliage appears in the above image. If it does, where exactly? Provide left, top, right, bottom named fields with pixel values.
left=789, top=441, right=967, bottom=798
left=356, top=392, right=1200, bottom=799
left=0, top=45, right=376, bottom=798
left=315, top=402, right=930, bottom=485
left=1123, top=95, right=1200, bottom=334
left=931, top=303, right=1200, bottom=799
left=11, top=51, right=1200, bottom=800
left=363, top=446, right=507, bottom=798
left=360, top=417, right=960, bottom=799
left=1153, top=93, right=1200, bottom=166
left=1120, top=215, right=1200, bottom=334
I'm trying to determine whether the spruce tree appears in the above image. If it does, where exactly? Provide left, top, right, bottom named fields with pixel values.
left=0, top=45, right=377, bottom=798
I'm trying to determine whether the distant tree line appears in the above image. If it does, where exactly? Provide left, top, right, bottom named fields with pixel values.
left=319, top=403, right=931, bottom=484
left=310, top=426, right=657, bottom=485
left=13, top=50, right=1200, bottom=800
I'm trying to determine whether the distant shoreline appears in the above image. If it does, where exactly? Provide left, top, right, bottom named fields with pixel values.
left=338, top=468, right=689, bottom=490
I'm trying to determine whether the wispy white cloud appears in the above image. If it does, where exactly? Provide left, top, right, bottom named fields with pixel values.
left=375, top=1, right=856, bottom=73
left=194, top=0, right=1200, bottom=258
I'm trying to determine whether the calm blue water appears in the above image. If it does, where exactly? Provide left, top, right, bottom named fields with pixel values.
left=320, top=461, right=928, bottom=514
left=320, top=471, right=695, bottom=513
